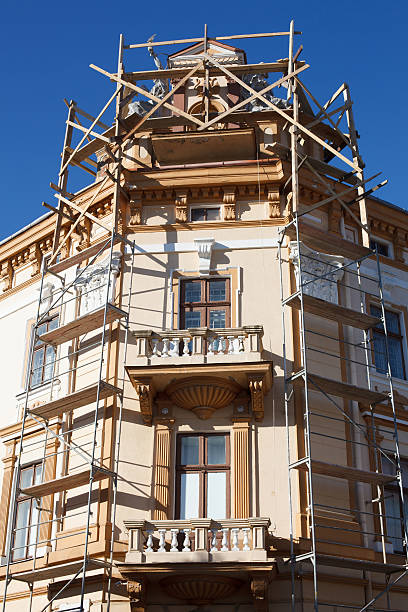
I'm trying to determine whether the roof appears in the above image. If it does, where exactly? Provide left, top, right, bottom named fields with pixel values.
left=0, top=211, right=53, bottom=248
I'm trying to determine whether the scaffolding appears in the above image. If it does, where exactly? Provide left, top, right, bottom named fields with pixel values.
left=0, top=20, right=405, bottom=612
left=278, top=24, right=408, bottom=612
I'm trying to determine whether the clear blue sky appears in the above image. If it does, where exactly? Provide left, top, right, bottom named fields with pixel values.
left=1, top=0, right=406, bottom=241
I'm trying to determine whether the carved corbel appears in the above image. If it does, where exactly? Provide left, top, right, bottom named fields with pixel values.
left=267, top=185, right=281, bottom=218
left=223, top=188, right=237, bottom=221
left=393, top=228, right=406, bottom=263
left=248, top=375, right=265, bottom=422
left=127, top=579, right=147, bottom=612
left=194, top=238, right=215, bottom=274
left=250, top=574, right=270, bottom=611
left=28, top=243, right=42, bottom=277
left=175, top=190, right=189, bottom=222
left=129, top=194, right=143, bottom=227
left=133, top=378, right=155, bottom=425
left=0, top=260, right=13, bottom=292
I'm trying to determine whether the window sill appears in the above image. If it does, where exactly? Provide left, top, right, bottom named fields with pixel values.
left=370, top=372, right=408, bottom=403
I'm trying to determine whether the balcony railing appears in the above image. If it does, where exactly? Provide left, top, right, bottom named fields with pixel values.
left=132, top=326, right=264, bottom=364
left=124, top=518, right=270, bottom=563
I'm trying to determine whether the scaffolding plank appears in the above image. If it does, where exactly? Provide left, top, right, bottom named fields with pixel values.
left=287, top=294, right=380, bottom=330
left=20, top=468, right=110, bottom=498
left=292, top=371, right=388, bottom=405
left=11, top=558, right=110, bottom=582
left=314, top=554, right=406, bottom=574
left=29, top=381, right=121, bottom=420
left=48, top=238, right=118, bottom=275
left=295, top=459, right=395, bottom=485
left=286, top=221, right=372, bottom=260
left=38, top=304, right=127, bottom=346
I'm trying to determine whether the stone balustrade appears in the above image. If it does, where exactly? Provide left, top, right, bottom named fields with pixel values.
left=124, top=517, right=270, bottom=563
left=132, top=326, right=264, bottom=365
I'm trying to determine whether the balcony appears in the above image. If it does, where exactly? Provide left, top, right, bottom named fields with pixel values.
left=117, top=518, right=274, bottom=609
left=123, top=517, right=270, bottom=563
left=126, top=326, right=273, bottom=425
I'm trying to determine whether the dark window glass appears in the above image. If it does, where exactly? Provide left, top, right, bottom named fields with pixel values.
left=370, top=239, right=389, bottom=257
left=184, top=281, right=201, bottom=303
left=191, top=207, right=220, bottom=222
left=370, top=306, right=405, bottom=380
left=13, top=464, right=43, bottom=561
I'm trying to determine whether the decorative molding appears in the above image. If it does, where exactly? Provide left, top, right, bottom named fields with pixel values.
left=127, top=579, right=147, bottom=612
left=153, top=420, right=174, bottom=520
left=248, top=375, right=266, bottom=422
left=233, top=420, right=250, bottom=518
left=175, top=190, right=189, bottom=222
left=267, top=185, right=281, bottom=219
left=165, top=375, right=242, bottom=420
left=250, top=574, right=270, bottom=611
left=289, top=240, right=345, bottom=305
left=160, top=574, right=242, bottom=605
left=194, top=237, right=215, bottom=273
left=132, top=377, right=155, bottom=425
left=223, top=187, right=237, bottom=221
left=129, top=195, right=143, bottom=227
left=74, top=251, right=121, bottom=315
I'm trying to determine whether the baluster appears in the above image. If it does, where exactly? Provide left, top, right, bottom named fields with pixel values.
left=231, top=528, right=240, bottom=551
left=207, top=336, right=215, bottom=355
left=162, top=337, right=170, bottom=358
left=146, top=530, right=154, bottom=552
left=183, top=336, right=190, bottom=355
left=242, top=528, right=250, bottom=551
left=182, top=528, right=191, bottom=552
left=170, top=337, right=180, bottom=357
left=221, top=528, right=229, bottom=552
left=219, top=336, right=226, bottom=354
left=158, top=528, right=167, bottom=552
left=152, top=338, right=160, bottom=357
left=170, top=528, right=179, bottom=552
left=238, top=335, right=245, bottom=352
left=210, top=528, right=218, bottom=552
left=227, top=336, right=235, bottom=354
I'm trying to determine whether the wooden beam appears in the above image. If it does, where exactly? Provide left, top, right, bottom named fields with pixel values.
left=124, top=30, right=300, bottom=49
left=42, top=201, right=76, bottom=222
left=200, top=52, right=360, bottom=172
left=120, top=62, right=203, bottom=147
left=66, top=120, right=111, bottom=144
left=54, top=194, right=112, bottom=233
left=90, top=63, right=205, bottom=128
left=60, top=88, right=120, bottom=176
left=197, top=59, right=310, bottom=130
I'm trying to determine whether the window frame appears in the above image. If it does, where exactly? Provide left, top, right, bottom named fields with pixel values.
left=180, top=277, right=231, bottom=329
left=30, top=314, right=59, bottom=388
left=175, top=433, right=231, bottom=520
left=382, top=455, right=408, bottom=553
left=369, top=237, right=393, bottom=259
left=12, top=462, right=43, bottom=562
left=370, top=305, right=406, bottom=380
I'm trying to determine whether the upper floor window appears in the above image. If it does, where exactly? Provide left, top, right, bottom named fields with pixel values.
left=382, top=456, right=408, bottom=553
left=191, top=207, right=221, bottom=222
left=370, top=306, right=406, bottom=380
left=176, top=434, right=230, bottom=520
left=370, top=238, right=391, bottom=258
left=180, top=278, right=230, bottom=329
left=13, top=463, right=42, bottom=561
left=30, top=315, right=59, bottom=388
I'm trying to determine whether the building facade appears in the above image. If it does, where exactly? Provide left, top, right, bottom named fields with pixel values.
left=0, top=28, right=408, bottom=611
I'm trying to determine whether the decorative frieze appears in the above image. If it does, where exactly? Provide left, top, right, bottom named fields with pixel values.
left=129, top=195, right=143, bottom=227
left=74, top=250, right=121, bottom=315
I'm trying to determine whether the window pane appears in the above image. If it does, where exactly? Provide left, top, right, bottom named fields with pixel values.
left=373, top=330, right=387, bottom=375
left=13, top=500, right=31, bottom=560
left=207, top=472, right=226, bottom=519
left=43, top=346, right=56, bottom=382
left=386, top=311, right=400, bottom=335
left=191, top=208, right=206, bottom=222
left=180, top=436, right=199, bottom=465
left=49, top=316, right=59, bottom=331
left=36, top=324, right=47, bottom=341
left=185, top=311, right=202, bottom=328
left=209, top=310, right=226, bottom=329
left=184, top=281, right=201, bottom=302
left=206, top=207, right=220, bottom=221
left=179, top=473, right=200, bottom=519
left=31, top=348, right=44, bottom=387
left=384, top=492, right=403, bottom=549
left=389, top=336, right=405, bottom=379
left=209, top=280, right=226, bottom=302
left=207, top=436, right=226, bottom=464
left=20, top=467, right=34, bottom=490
